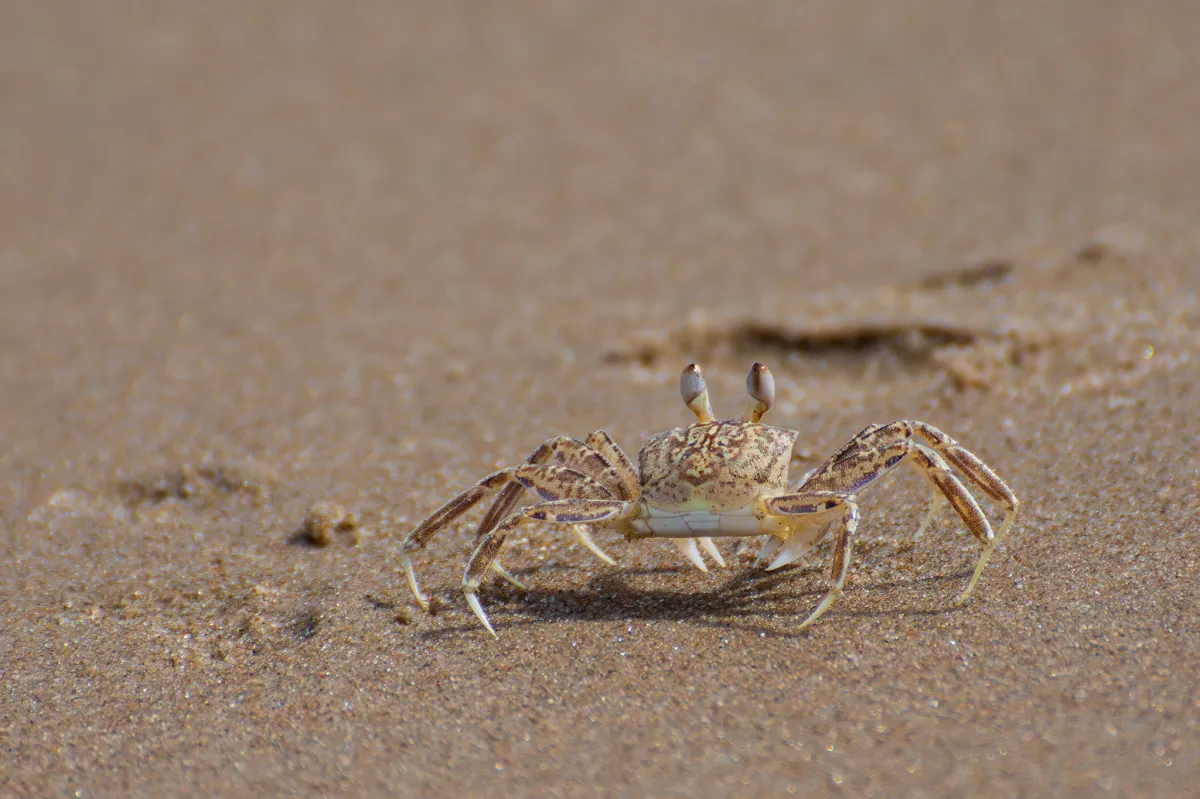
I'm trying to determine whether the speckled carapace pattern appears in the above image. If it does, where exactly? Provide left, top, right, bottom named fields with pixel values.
left=2, top=2, right=1198, bottom=797
left=638, top=421, right=797, bottom=512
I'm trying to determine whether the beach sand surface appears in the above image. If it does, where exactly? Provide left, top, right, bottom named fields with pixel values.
left=2, top=2, right=1197, bottom=796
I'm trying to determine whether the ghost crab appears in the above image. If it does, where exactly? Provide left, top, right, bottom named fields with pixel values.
left=400, top=363, right=1018, bottom=636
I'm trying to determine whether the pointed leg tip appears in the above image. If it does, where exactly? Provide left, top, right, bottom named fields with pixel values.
left=766, top=549, right=800, bottom=571
left=795, top=610, right=822, bottom=632
left=952, top=586, right=979, bottom=607
left=492, top=561, right=528, bottom=590
left=464, top=590, right=498, bottom=637
left=699, top=537, right=727, bottom=568
left=401, top=555, right=431, bottom=611
left=572, top=525, right=619, bottom=566
left=956, top=543, right=996, bottom=606
left=673, top=538, right=708, bottom=572
left=797, top=589, right=841, bottom=631
left=913, top=496, right=946, bottom=541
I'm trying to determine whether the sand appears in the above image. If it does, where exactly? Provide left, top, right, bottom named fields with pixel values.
left=2, top=2, right=1197, bottom=796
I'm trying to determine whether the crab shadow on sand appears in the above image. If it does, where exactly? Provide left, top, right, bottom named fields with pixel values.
left=413, top=561, right=973, bottom=641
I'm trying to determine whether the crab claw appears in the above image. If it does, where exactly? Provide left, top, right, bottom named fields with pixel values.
left=753, top=536, right=784, bottom=568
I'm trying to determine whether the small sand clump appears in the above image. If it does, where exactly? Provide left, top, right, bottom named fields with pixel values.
left=302, top=502, right=360, bottom=546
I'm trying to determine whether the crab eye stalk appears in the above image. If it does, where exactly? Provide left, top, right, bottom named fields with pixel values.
left=680, top=363, right=716, bottom=423
left=743, top=362, right=775, bottom=423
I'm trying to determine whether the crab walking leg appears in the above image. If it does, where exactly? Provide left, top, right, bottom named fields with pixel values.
left=673, top=538, right=709, bottom=572
left=572, top=524, right=617, bottom=565
left=698, top=537, right=727, bottom=568
left=910, top=422, right=1020, bottom=594
left=912, top=495, right=946, bottom=541
left=584, top=431, right=640, bottom=500
left=797, top=422, right=907, bottom=497
left=489, top=562, right=528, bottom=590
left=475, top=433, right=634, bottom=567
left=462, top=499, right=634, bottom=636
left=753, top=535, right=784, bottom=568
left=399, top=464, right=614, bottom=609
left=912, top=422, right=1018, bottom=509
left=669, top=538, right=726, bottom=571
left=906, top=444, right=1008, bottom=604
left=798, top=420, right=1018, bottom=603
left=764, top=492, right=860, bottom=630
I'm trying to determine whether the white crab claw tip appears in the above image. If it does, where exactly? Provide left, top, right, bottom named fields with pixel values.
left=465, top=591, right=498, bottom=638
left=766, top=540, right=808, bottom=572
left=699, top=537, right=727, bottom=568
left=766, top=551, right=792, bottom=571
left=674, top=538, right=708, bottom=572
left=753, top=536, right=784, bottom=568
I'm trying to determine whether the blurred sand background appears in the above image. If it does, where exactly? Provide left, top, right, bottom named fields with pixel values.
left=2, top=2, right=1198, bottom=796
